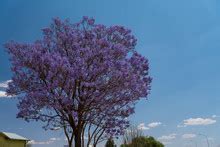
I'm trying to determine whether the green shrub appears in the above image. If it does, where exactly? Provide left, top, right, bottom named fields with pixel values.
left=120, top=136, right=164, bottom=147
left=105, top=138, right=116, bottom=147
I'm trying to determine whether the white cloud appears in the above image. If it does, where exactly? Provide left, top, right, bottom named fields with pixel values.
left=29, top=138, right=60, bottom=145
left=138, top=123, right=149, bottom=130
left=183, top=118, right=216, bottom=126
left=158, top=133, right=177, bottom=141
left=33, top=140, right=50, bottom=145
left=29, top=140, right=52, bottom=145
left=212, top=115, right=218, bottom=118
left=182, top=133, right=196, bottom=139
left=148, top=122, right=162, bottom=128
left=138, top=122, right=162, bottom=131
left=0, top=80, right=12, bottom=88
left=0, top=91, right=12, bottom=98
left=65, top=136, right=88, bottom=141
left=0, top=91, right=7, bottom=98
left=0, top=80, right=13, bottom=98
left=49, top=138, right=60, bottom=141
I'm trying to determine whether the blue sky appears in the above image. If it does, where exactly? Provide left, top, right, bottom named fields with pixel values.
left=1, top=0, right=220, bottom=146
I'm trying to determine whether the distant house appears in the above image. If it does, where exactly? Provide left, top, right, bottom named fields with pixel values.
left=0, top=132, right=29, bottom=147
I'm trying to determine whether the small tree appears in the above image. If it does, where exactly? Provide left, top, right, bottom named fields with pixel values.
left=26, top=143, right=32, bottom=147
left=5, top=16, right=151, bottom=147
left=121, top=125, right=163, bottom=147
left=121, top=136, right=164, bottom=147
left=105, top=138, right=116, bottom=147
left=122, top=125, right=143, bottom=145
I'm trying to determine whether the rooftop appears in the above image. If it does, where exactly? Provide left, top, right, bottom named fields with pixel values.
left=1, top=132, right=29, bottom=141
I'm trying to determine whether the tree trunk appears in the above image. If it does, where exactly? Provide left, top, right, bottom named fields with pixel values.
left=75, top=133, right=82, bottom=147
left=68, top=140, right=73, bottom=147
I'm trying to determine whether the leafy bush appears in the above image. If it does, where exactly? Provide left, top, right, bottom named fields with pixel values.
left=105, top=138, right=116, bottom=147
left=120, top=136, right=164, bottom=147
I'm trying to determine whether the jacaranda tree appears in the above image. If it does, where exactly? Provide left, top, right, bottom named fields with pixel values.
left=5, top=16, right=151, bottom=147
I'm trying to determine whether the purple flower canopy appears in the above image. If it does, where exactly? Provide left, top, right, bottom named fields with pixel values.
left=5, top=16, right=151, bottom=144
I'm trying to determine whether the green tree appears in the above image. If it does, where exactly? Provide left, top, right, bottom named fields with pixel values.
left=105, top=138, right=116, bottom=147
left=121, top=136, right=164, bottom=147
